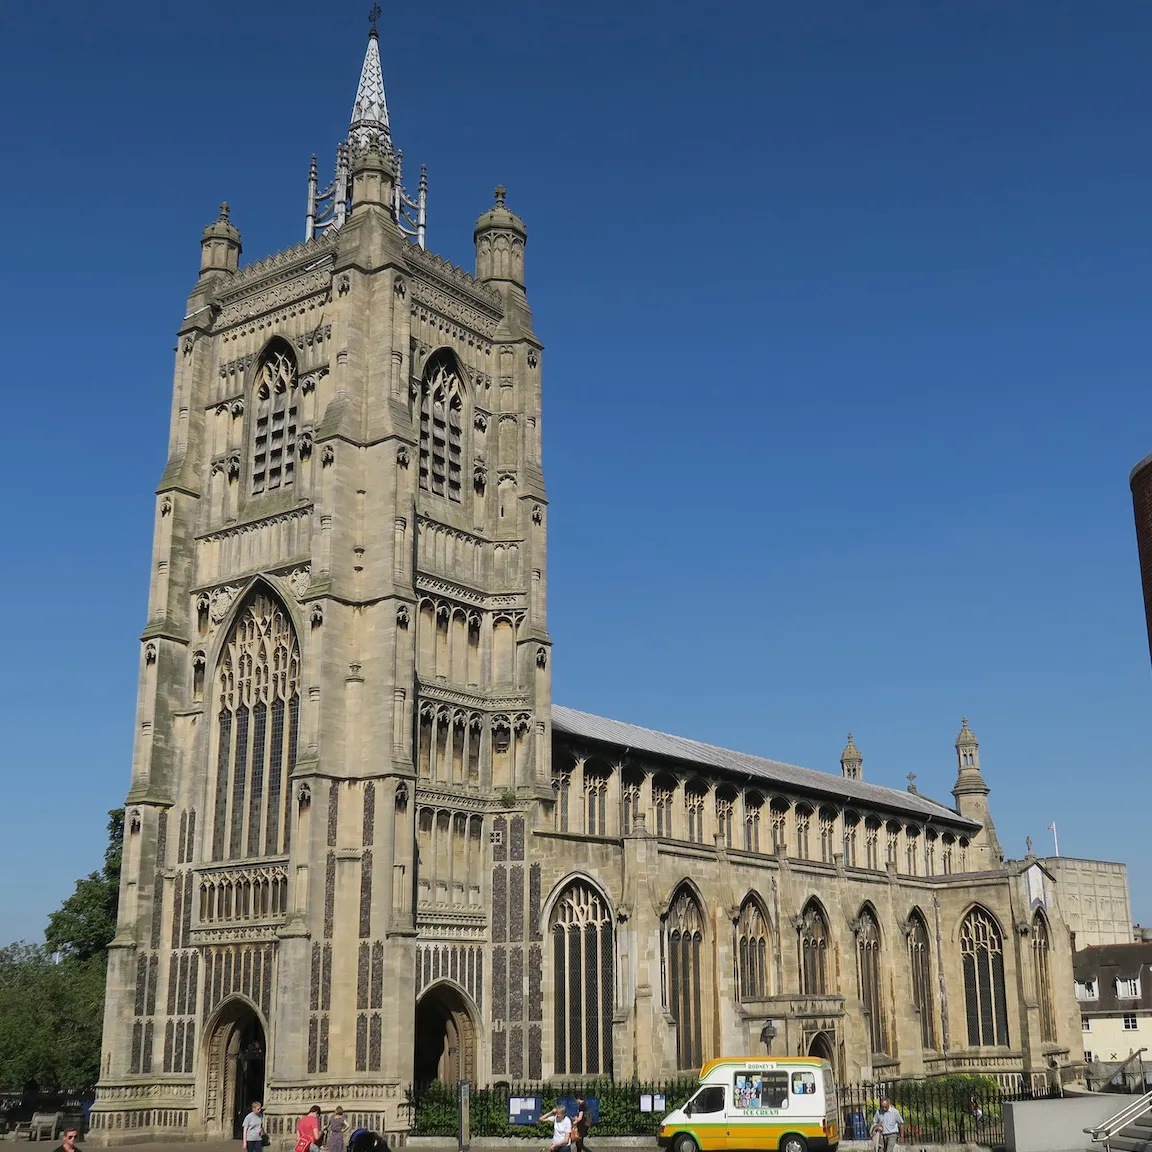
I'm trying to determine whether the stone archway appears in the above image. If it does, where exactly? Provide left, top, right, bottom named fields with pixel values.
left=808, top=1030, right=834, bottom=1064
left=414, top=982, right=478, bottom=1087
left=204, top=999, right=266, bottom=1139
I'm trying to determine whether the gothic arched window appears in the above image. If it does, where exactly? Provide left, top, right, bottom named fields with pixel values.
left=417, top=351, right=466, bottom=502
left=737, top=898, right=770, bottom=1000
left=908, top=910, right=937, bottom=1050
left=211, top=589, right=300, bottom=861
left=1033, top=912, right=1056, bottom=1043
left=798, top=900, right=830, bottom=996
left=960, top=907, right=1010, bottom=1047
left=251, top=344, right=300, bottom=495
left=666, top=886, right=705, bottom=1070
left=552, top=881, right=614, bottom=1075
left=856, top=907, right=888, bottom=1055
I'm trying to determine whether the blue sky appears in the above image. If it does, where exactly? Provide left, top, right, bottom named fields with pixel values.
left=1, top=0, right=1149, bottom=942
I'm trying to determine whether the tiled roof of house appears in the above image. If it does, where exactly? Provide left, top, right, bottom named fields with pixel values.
left=552, top=705, right=979, bottom=831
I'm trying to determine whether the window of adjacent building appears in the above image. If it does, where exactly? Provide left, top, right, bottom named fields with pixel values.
left=1082, top=1017, right=1091, bottom=1032
left=908, top=910, right=937, bottom=1050
left=1076, top=979, right=1100, bottom=1001
left=666, top=887, right=706, bottom=1070
left=1033, top=913, right=1056, bottom=1043
left=960, top=906, right=1010, bottom=1047
left=551, top=881, right=614, bottom=1075
left=856, top=907, right=888, bottom=1055
left=1124, top=1014, right=1139, bottom=1031
left=1117, top=978, right=1141, bottom=999
left=417, top=350, right=465, bottom=502
left=251, top=344, right=299, bottom=495
left=798, top=901, right=830, bottom=996
left=210, top=588, right=300, bottom=862
left=1084, top=1049, right=1095, bottom=1063
left=737, top=898, right=770, bottom=1000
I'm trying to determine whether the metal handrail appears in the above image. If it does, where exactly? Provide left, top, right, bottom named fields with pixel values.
left=1084, top=1083, right=1152, bottom=1144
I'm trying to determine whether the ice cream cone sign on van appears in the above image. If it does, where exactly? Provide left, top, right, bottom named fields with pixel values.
left=658, top=1057, right=839, bottom=1152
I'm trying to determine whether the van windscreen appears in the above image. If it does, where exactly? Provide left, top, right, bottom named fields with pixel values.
left=732, top=1072, right=788, bottom=1111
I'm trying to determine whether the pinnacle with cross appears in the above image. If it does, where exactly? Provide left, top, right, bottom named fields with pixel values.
left=906, top=772, right=918, bottom=794
left=219, top=202, right=230, bottom=220
left=369, top=3, right=381, bottom=32
left=494, top=185, right=507, bottom=208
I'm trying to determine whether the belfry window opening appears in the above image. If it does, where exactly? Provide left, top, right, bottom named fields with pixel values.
left=252, top=346, right=299, bottom=495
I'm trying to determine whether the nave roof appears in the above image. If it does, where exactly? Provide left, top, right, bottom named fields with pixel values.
left=552, top=704, right=979, bottom=831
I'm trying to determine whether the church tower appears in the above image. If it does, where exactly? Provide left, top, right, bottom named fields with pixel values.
left=92, top=19, right=548, bottom=1141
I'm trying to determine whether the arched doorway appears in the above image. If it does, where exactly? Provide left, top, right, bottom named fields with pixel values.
left=204, top=999, right=266, bottom=1139
left=808, top=1031, right=834, bottom=1063
left=414, top=983, right=478, bottom=1087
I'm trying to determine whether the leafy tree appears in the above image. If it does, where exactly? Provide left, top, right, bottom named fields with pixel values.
left=44, top=809, right=124, bottom=961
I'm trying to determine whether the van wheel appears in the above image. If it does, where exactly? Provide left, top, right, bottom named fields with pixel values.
left=779, top=1136, right=807, bottom=1152
left=674, top=1135, right=699, bottom=1152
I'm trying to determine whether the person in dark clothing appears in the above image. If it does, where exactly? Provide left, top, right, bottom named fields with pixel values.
left=51, top=1128, right=80, bottom=1152
left=572, top=1098, right=592, bottom=1152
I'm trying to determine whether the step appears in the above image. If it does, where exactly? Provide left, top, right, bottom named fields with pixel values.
left=1105, top=1138, right=1151, bottom=1152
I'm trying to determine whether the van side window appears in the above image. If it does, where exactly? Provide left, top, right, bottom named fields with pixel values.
left=822, top=1069, right=836, bottom=1099
left=733, top=1072, right=788, bottom=1110
left=792, top=1072, right=816, bottom=1095
left=692, top=1087, right=725, bottom=1115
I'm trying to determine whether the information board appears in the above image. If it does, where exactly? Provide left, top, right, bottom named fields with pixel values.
left=508, top=1097, right=543, bottom=1126
left=557, top=1098, right=600, bottom=1127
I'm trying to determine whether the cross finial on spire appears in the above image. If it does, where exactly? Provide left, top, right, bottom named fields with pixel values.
left=494, top=185, right=507, bottom=207
left=369, top=3, right=381, bottom=33
left=907, top=772, right=918, bottom=794
left=219, top=202, right=230, bottom=220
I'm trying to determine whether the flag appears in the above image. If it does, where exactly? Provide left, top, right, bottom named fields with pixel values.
left=1047, top=823, right=1055, bottom=830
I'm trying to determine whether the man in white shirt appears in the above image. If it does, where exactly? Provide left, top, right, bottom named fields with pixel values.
left=871, top=1098, right=903, bottom=1152
left=540, top=1103, right=572, bottom=1152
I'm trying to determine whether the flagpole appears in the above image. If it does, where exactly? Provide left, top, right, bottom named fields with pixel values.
left=1050, top=822, right=1060, bottom=857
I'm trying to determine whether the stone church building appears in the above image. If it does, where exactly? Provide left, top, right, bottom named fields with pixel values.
left=92, top=22, right=1082, bottom=1143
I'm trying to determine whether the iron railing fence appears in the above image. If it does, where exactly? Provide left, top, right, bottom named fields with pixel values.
left=407, top=1074, right=1061, bottom=1145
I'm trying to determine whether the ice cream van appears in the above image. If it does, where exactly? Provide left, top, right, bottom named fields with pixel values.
left=657, top=1056, right=839, bottom=1152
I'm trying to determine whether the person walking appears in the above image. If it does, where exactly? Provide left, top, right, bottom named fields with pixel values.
left=870, top=1097, right=904, bottom=1152
left=572, top=1098, right=592, bottom=1152
left=539, top=1103, right=572, bottom=1152
left=241, top=1103, right=265, bottom=1152
left=295, top=1105, right=323, bottom=1152
left=50, top=1127, right=81, bottom=1152
left=327, top=1107, right=348, bottom=1152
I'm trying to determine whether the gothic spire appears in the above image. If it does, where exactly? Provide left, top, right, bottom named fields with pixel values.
left=348, top=12, right=392, bottom=154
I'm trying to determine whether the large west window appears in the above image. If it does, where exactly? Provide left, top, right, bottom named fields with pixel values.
left=211, top=588, right=300, bottom=861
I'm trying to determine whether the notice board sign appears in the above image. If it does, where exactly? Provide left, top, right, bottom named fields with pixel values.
left=508, top=1097, right=543, bottom=1126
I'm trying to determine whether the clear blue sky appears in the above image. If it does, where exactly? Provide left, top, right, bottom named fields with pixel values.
left=1, top=0, right=1149, bottom=942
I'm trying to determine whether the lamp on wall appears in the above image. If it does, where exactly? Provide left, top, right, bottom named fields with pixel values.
left=760, top=1020, right=778, bottom=1055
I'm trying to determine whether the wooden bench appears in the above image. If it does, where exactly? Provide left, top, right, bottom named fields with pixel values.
left=26, top=1113, right=64, bottom=1142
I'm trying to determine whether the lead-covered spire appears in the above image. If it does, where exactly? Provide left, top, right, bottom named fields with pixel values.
left=348, top=14, right=392, bottom=154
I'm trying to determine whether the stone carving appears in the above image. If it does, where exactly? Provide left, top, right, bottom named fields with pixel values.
left=393, top=274, right=407, bottom=298
left=217, top=266, right=333, bottom=328
left=226, top=454, right=240, bottom=481
left=473, top=463, right=487, bottom=492
left=531, top=504, right=543, bottom=525
left=310, top=604, right=324, bottom=627
left=298, top=783, right=312, bottom=808
left=221, top=230, right=338, bottom=293
left=299, top=367, right=328, bottom=394
left=209, top=586, right=239, bottom=623
left=192, top=650, right=206, bottom=671
left=160, top=496, right=173, bottom=517
left=285, top=567, right=312, bottom=599
left=474, top=411, right=489, bottom=433
left=407, top=244, right=502, bottom=308
left=535, top=646, right=548, bottom=669
left=182, top=336, right=194, bottom=358
left=230, top=399, right=244, bottom=418
left=144, top=642, right=158, bottom=665
left=295, top=324, right=331, bottom=351
left=396, top=445, right=410, bottom=468
left=396, top=605, right=410, bottom=628
left=298, top=430, right=314, bottom=459
left=337, top=273, right=351, bottom=297
left=527, top=349, right=539, bottom=368
left=129, top=809, right=143, bottom=833
left=321, top=444, right=335, bottom=467
left=220, top=352, right=257, bottom=379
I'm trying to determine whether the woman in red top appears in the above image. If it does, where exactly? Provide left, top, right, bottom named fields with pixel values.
left=295, top=1106, right=323, bottom=1152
